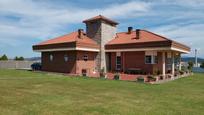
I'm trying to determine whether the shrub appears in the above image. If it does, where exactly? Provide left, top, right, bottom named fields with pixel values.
left=114, top=74, right=120, bottom=80
left=201, top=62, right=204, bottom=68
left=147, top=75, right=156, bottom=81
left=100, top=67, right=105, bottom=78
left=179, top=70, right=185, bottom=75
left=188, top=61, right=193, bottom=71
left=137, top=77, right=144, bottom=82
left=31, top=62, right=42, bottom=70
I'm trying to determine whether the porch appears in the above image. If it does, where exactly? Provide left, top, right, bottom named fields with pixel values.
left=105, top=50, right=190, bottom=83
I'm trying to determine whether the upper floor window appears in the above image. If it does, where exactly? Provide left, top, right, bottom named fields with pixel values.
left=49, top=54, right=53, bottom=61
left=64, top=54, right=69, bottom=62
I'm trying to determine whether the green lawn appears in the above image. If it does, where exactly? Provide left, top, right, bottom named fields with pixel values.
left=0, top=69, right=203, bottom=115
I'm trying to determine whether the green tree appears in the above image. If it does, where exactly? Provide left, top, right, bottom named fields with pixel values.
left=0, top=54, right=8, bottom=60
left=14, top=56, right=24, bottom=61
left=19, top=56, right=24, bottom=61
left=14, top=56, right=18, bottom=60
left=200, top=62, right=204, bottom=68
left=188, top=61, right=193, bottom=71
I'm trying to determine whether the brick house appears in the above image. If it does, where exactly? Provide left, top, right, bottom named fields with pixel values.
left=33, top=15, right=190, bottom=80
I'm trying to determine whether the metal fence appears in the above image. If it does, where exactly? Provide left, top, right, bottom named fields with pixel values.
left=0, top=61, right=37, bottom=69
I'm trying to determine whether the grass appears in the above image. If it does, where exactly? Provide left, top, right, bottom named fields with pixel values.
left=0, top=69, right=203, bottom=115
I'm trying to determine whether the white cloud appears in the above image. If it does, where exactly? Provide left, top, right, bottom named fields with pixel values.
left=0, top=0, right=150, bottom=47
left=0, top=0, right=204, bottom=58
left=150, top=23, right=204, bottom=57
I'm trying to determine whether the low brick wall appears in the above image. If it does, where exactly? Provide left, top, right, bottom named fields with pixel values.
left=106, top=72, right=147, bottom=81
left=0, top=61, right=37, bottom=69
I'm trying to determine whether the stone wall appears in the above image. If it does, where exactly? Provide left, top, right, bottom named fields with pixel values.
left=101, top=21, right=116, bottom=72
left=85, top=20, right=116, bottom=73
left=86, top=21, right=101, bottom=72
left=0, top=61, right=36, bottom=69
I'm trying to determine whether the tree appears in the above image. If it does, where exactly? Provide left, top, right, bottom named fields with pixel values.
left=188, top=61, right=193, bottom=70
left=0, top=54, right=8, bottom=60
left=14, top=56, right=24, bottom=61
left=19, top=56, right=24, bottom=61
left=200, top=62, right=204, bottom=68
left=14, top=56, right=18, bottom=60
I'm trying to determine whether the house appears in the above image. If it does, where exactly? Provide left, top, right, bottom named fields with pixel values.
left=33, top=15, right=190, bottom=80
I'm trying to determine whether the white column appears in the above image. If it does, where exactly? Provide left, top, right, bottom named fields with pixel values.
left=162, top=52, right=166, bottom=76
left=179, top=53, right=182, bottom=71
left=172, top=52, right=175, bottom=76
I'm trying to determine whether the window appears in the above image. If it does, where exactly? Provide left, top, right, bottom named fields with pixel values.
left=145, top=55, right=152, bottom=64
left=145, top=55, right=158, bottom=64
left=145, top=51, right=158, bottom=64
left=49, top=54, right=53, bottom=61
left=116, top=56, right=121, bottom=70
left=64, top=54, right=69, bottom=62
left=83, top=54, right=88, bottom=61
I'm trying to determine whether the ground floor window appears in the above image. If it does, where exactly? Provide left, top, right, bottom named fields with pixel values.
left=145, top=51, right=158, bottom=64
left=83, top=54, right=88, bottom=61
left=116, top=52, right=121, bottom=70
left=64, top=54, right=69, bottom=62
left=145, top=55, right=158, bottom=64
left=49, top=54, right=53, bottom=62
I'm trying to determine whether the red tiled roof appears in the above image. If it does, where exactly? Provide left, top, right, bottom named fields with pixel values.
left=105, top=30, right=190, bottom=52
left=36, top=31, right=98, bottom=46
left=106, top=30, right=170, bottom=45
left=83, top=15, right=118, bottom=25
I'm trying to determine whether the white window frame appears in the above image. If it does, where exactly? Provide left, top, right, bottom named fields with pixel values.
left=49, top=54, right=53, bottom=61
left=145, top=51, right=158, bottom=64
left=64, top=54, right=69, bottom=62
left=116, top=52, right=121, bottom=70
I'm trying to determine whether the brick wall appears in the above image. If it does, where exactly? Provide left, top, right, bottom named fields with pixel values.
left=42, top=51, right=76, bottom=73
left=41, top=51, right=99, bottom=77
left=110, top=51, right=163, bottom=74
left=76, top=51, right=99, bottom=77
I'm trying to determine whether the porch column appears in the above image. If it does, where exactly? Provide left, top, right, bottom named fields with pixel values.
left=179, top=53, right=182, bottom=71
left=162, top=52, right=166, bottom=76
left=172, top=52, right=175, bottom=76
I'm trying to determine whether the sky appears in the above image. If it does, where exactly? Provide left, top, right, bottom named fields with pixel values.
left=0, top=0, right=204, bottom=58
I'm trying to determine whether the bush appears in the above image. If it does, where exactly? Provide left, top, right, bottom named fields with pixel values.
left=201, top=62, right=204, bottom=68
left=147, top=76, right=156, bottom=81
left=114, top=74, right=120, bottom=80
left=137, top=77, right=144, bottom=82
left=188, top=61, right=193, bottom=71
left=31, top=62, right=42, bottom=70
left=179, top=70, right=185, bottom=75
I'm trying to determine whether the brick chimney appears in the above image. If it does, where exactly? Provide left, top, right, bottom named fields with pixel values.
left=136, top=29, right=140, bottom=39
left=78, top=29, right=84, bottom=39
left=128, top=27, right=133, bottom=34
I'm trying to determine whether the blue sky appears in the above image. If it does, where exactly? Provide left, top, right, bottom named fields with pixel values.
left=0, top=0, right=204, bottom=58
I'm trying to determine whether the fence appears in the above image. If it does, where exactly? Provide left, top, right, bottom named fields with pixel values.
left=0, top=61, right=37, bottom=69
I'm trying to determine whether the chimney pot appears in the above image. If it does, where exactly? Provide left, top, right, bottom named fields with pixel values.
left=78, top=29, right=84, bottom=38
left=128, top=27, right=133, bottom=34
left=136, top=29, right=140, bottom=39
